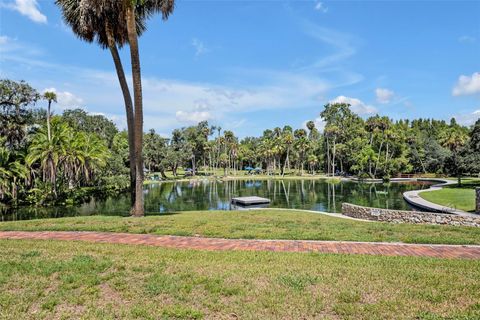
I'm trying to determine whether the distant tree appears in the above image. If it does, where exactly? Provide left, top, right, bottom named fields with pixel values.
left=0, top=79, right=40, bottom=149
left=219, top=153, right=229, bottom=177
left=62, top=109, right=118, bottom=148
left=463, top=119, right=480, bottom=176
left=144, top=129, right=168, bottom=178
left=441, top=127, right=468, bottom=184
left=294, top=129, right=309, bottom=175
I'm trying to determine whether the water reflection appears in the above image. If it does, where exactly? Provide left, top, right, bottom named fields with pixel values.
left=0, top=180, right=433, bottom=221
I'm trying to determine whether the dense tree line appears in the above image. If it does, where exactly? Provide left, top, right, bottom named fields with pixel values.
left=156, top=109, right=479, bottom=183
left=1, top=79, right=479, bottom=207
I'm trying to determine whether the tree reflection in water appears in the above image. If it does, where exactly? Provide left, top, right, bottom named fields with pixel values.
left=1, top=180, right=433, bottom=221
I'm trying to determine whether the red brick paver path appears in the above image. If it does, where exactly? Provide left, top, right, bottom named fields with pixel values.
left=1, top=231, right=479, bottom=259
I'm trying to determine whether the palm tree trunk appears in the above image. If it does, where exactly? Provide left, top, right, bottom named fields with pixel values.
left=326, top=137, right=330, bottom=176
left=374, top=140, right=384, bottom=177
left=126, top=6, right=144, bottom=217
left=47, top=100, right=52, bottom=141
left=107, top=29, right=136, bottom=209
left=332, top=139, right=336, bottom=176
left=282, top=149, right=289, bottom=177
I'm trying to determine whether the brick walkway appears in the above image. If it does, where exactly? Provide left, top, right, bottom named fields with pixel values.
left=1, top=231, right=479, bottom=259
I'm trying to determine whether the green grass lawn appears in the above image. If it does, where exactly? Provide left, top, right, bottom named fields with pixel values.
left=420, top=178, right=479, bottom=212
left=420, top=188, right=476, bottom=212
left=1, top=239, right=479, bottom=320
left=1, top=209, right=479, bottom=245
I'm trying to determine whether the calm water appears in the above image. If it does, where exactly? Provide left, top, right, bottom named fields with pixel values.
left=1, top=180, right=433, bottom=221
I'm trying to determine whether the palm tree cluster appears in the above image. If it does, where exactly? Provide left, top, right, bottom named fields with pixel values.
left=26, top=117, right=109, bottom=198
left=0, top=79, right=119, bottom=205
left=0, top=118, right=110, bottom=205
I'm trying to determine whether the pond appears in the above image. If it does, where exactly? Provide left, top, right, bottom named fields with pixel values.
left=0, top=179, right=434, bottom=221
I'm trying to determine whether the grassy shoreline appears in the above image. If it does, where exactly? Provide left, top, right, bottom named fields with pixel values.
left=419, top=178, right=480, bottom=212
left=1, top=209, right=479, bottom=245
left=144, top=173, right=341, bottom=184
left=1, top=239, right=479, bottom=319
left=420, top=188, right=476, bottom=212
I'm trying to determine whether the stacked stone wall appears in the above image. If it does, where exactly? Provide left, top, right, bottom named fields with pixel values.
left=342, top=203, right=480, bottom=227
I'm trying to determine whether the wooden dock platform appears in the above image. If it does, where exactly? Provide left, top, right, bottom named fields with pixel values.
left=231, top=196, right=271, bottom=206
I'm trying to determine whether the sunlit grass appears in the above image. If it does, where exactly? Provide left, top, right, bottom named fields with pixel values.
left=420, top=177, right=479, bottom=212
left=0, top=239, right=479, bottom=319
left=420, top=188, right=476, bottom=212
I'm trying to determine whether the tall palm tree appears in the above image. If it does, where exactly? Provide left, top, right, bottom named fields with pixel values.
left=56, top=0, right=175, bottom=216
left=43, top=91, right=57, bottom=141
left=56, top=0, right=137, bottom=207
left=119, top=0, right=174, bottom=215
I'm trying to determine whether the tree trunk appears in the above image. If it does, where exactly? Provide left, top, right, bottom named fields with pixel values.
left=385, top=142, right=389, bottom=175
left=47, top=100, right=52, bottom=141
left=159, top=169, right=167, bottom=179
left=332, top=139, right=336, bottom=176
left=367, top=133, right=374, bottom=175
left=107, top=29, right=136, bottom=209
left=326, top=137, right=330, bottom=176
left=192, top=154, right=196, bottom=175
left=374, top=140, right=384, bottom=178
left=126, top=6, right=144, bottom=217
left=282, top=149, right=289, bottom=177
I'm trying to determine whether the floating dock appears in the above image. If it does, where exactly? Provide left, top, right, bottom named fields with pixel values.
left=231, top=196, right=271, bottom=206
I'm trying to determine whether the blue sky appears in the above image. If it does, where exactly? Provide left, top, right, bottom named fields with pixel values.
left=1, top=0, right=479, bottom=137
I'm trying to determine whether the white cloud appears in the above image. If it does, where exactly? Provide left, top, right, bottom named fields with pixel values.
left=175, top=100, right=215, bottom=123
left=329, top=95, right=377, bottom=115
left=314, top=1, right=328, bottom=13
left=176, top=110, right=213, bottom=123
left=375, top=88, right=394, bottom=104
left=453, top=109, right=480, bottom=126
left=6, top=0, right=47, bottom=24
left=0, top=35, right=8, bottom=45
left=452, top=72, right=480, bottom=96
left=458, top=35, right=476, bottom=44
left=191, top=38, right=209, bottom=57
left=138, top=70, right=330, bottom=116
left=43, top=88, right=84, bottom=110
left=0, top=17, right=363, bottom=135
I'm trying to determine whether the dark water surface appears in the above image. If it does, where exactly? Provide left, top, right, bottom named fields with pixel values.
left=1, top=179, right=433, bottom=221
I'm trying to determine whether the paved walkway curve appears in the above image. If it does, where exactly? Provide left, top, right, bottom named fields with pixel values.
left=1, top=231, right=480, bottom=259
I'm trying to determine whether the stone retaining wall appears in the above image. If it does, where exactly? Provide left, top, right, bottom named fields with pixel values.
left=342, top=203, right=480, bottom=227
